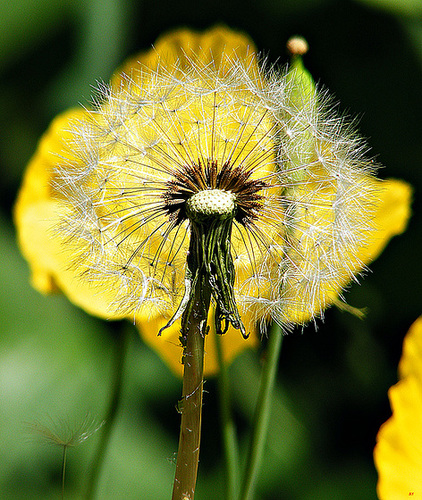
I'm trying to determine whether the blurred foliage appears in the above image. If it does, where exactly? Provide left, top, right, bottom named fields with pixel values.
left=1, top=0, right=421, bottom=498
left=356, top=0, right=422, bottom=16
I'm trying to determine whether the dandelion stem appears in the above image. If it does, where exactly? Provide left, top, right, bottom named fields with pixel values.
left=85, top=323, right=130, bottom=499
left=215, top=332, right=239, bottom=500
left=239, top=322, right=283, bottom=500
left=171, top=222, right=213, bottom=500
left=171, top=292, right=209, bottom=500
left=171, top=191, right=243, bottom=499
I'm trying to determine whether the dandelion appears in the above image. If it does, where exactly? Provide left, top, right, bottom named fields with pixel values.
left=58, top=41, right=376, bottom=336
left=27, top=414, right=103, bottom=499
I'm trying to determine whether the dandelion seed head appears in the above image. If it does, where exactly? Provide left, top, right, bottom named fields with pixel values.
left=54, top=40, right=378, bottom=330
left=27, top=414, right=104, bottom=449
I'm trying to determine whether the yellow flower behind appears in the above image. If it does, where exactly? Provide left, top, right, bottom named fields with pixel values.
left=14, top=26, right=412, bottom=376
left=375, top=317, right=422, bottom=498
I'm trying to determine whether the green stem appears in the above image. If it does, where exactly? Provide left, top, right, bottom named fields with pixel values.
left=171, top=220, right=215, bottom=500
left=171, top=298, right=209, bottom=500
left=215, top=332, right=239, bottom=500
left=85, top=324, right=130, bottom=500
left=170, top=206, right=243, bottom=499
left=239, top=322, right=283, bottom=500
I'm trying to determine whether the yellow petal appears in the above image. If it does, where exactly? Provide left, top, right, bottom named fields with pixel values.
left=375, top=376, right=422, bottom=498
left=375, top=317, right=422, bottom=498
left=359, top=178, right=412, bottom=263
left=283, top=178, right=412, bottom=324
left=14, top=109, right=84, bottom=294
left=112, top=25, right=257, bottom=89
left=399, top=317, right=422, bottom=381
left=14, top=109, right=127, bottom=320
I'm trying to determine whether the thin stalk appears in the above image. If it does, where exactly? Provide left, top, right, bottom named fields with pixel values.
left=239, top=323, right=283, bottom=500
left=85, top=324, right=130, bottom=500
left=62, top=445, right=67, bottom=500
left=171, top=292, right=209, bottom=500
left=215, top=332, right=239, bottom=500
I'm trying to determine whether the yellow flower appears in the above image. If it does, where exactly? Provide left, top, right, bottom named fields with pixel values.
left=375, top=317, right=422, bottom=498
left=14, top=26, right=412, bottom=376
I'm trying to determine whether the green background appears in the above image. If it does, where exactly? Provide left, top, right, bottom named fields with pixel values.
left=1, top=0, right=421, bottom=498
